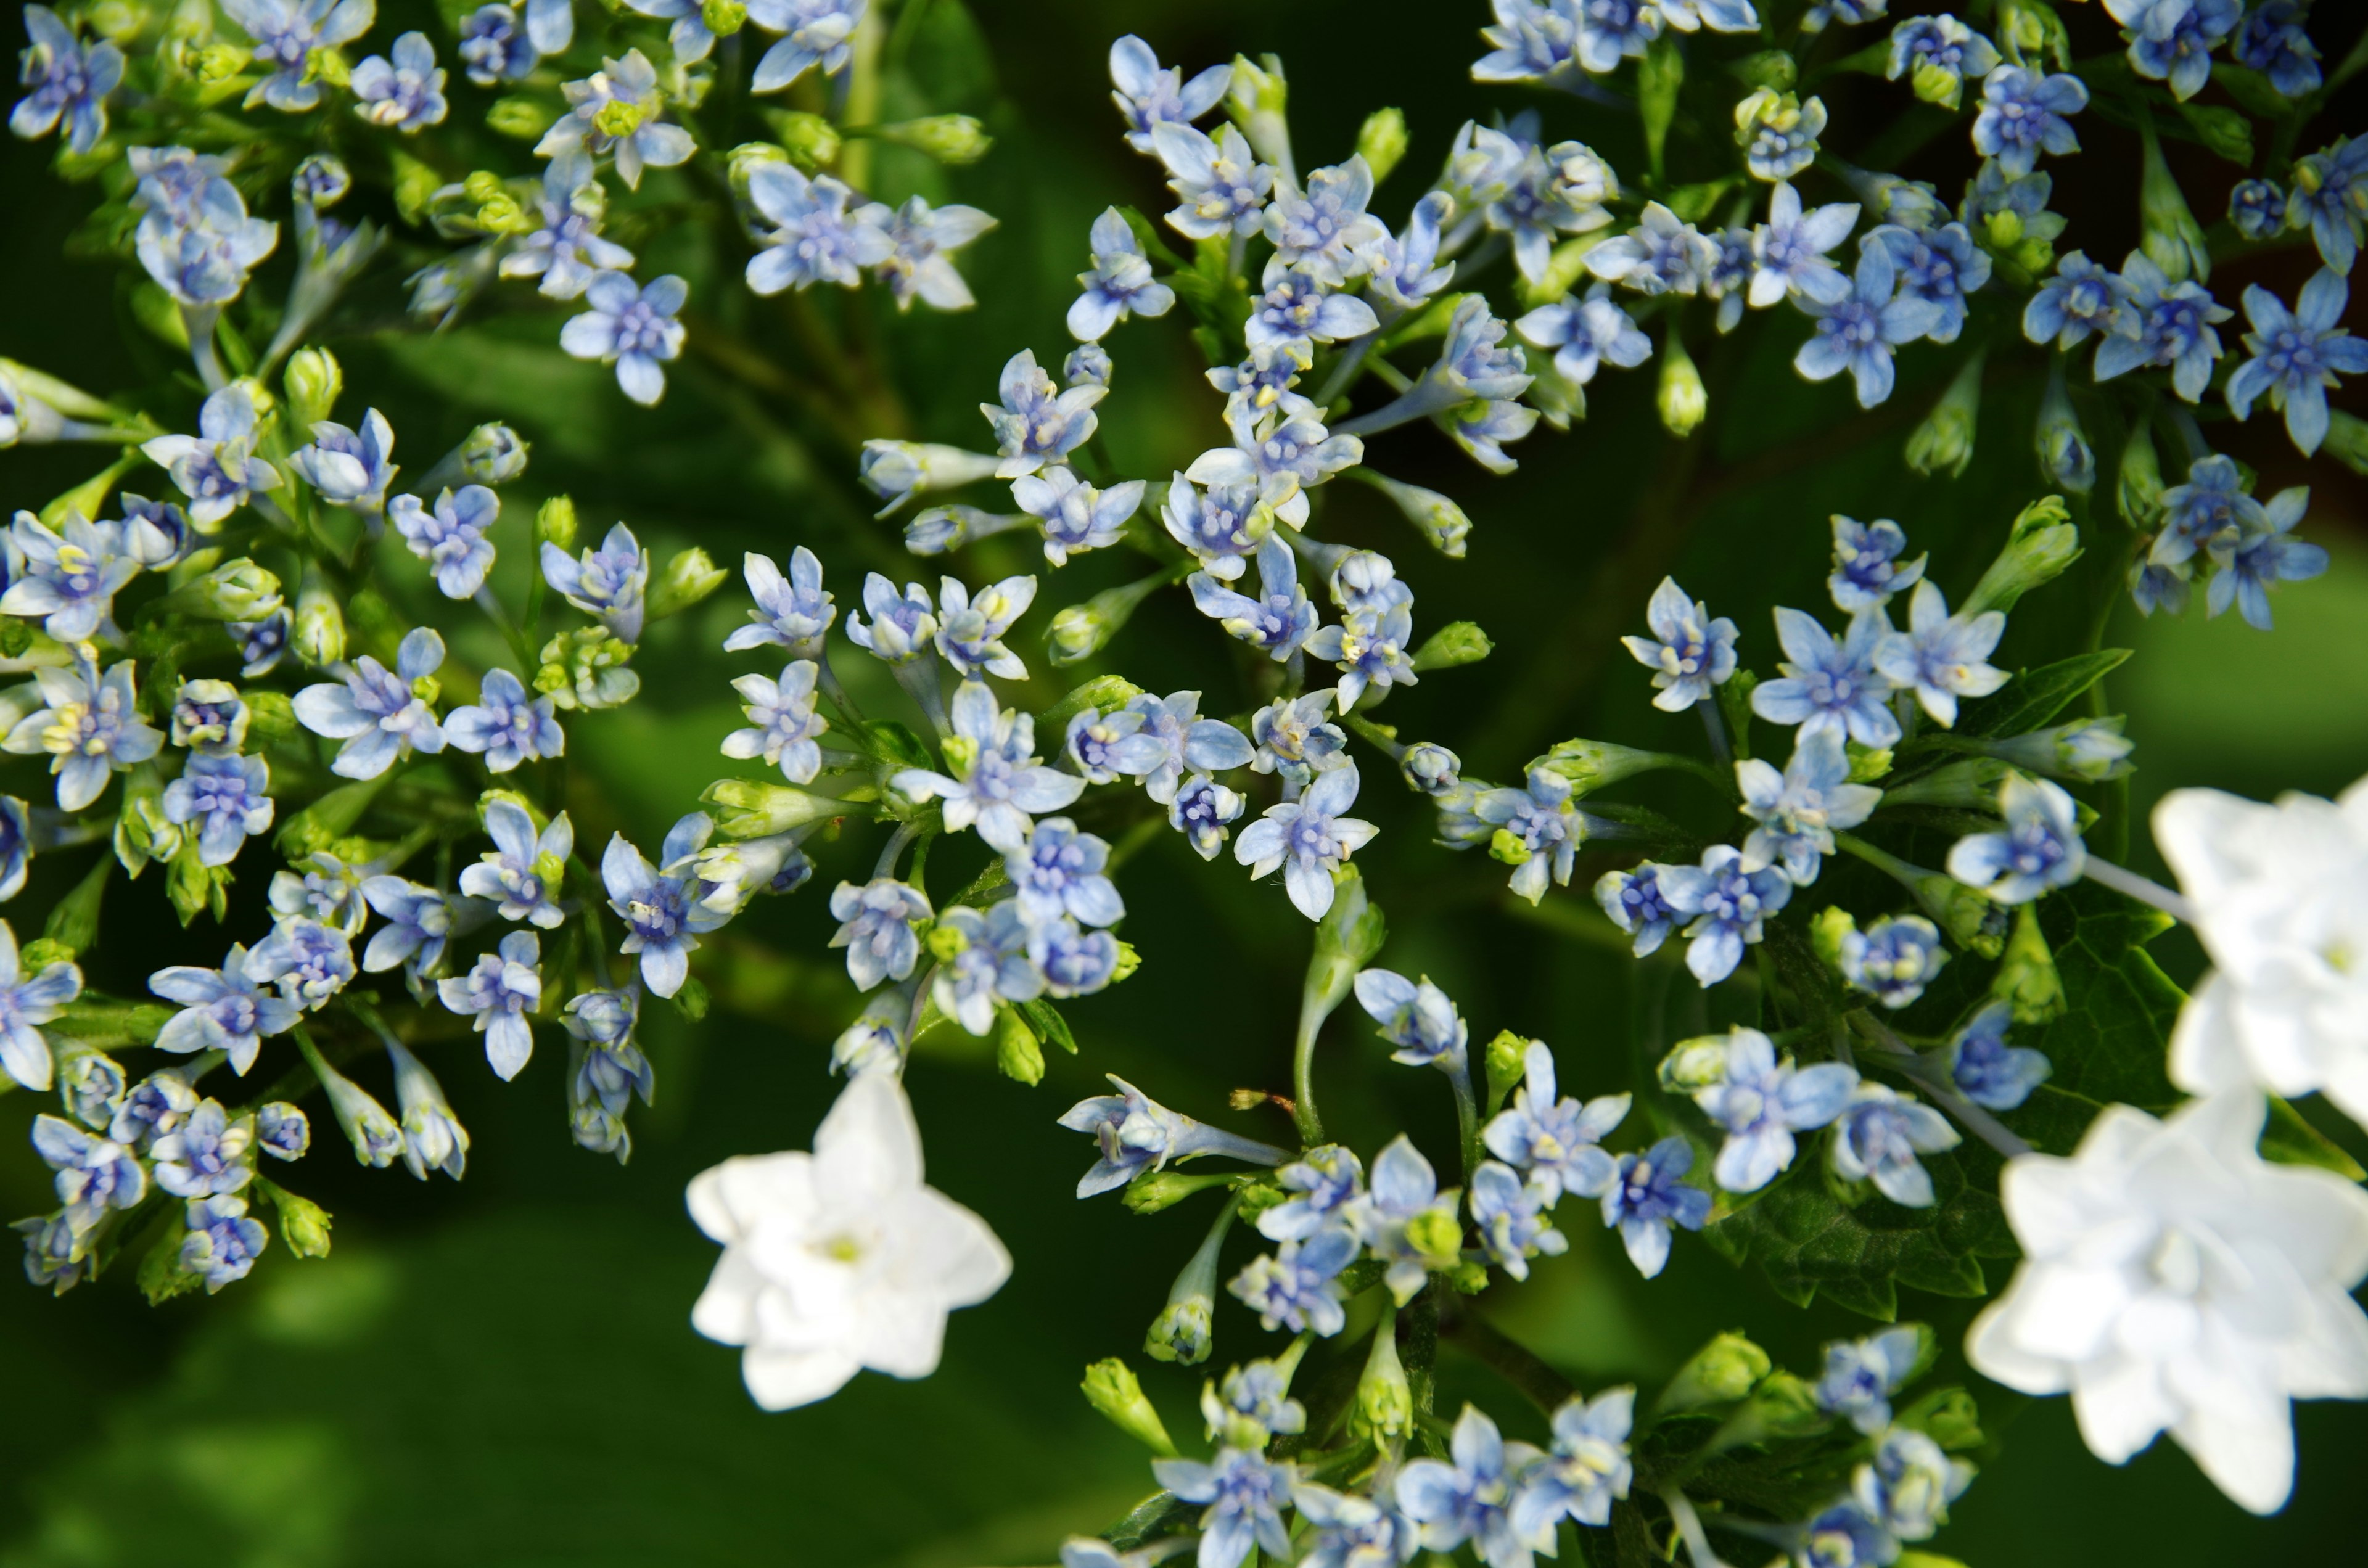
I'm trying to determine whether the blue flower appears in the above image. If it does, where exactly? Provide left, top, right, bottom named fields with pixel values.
left=929, top=901, right=1044, bottom=1035
left=1461, top=125, right=1619, bottom=282
left=1574, top=0, right=1660, bottom=72
left=1516, top=284, right=1651, bottom=390
left=1305, top=605, right=1419, bottom=715
left=1817, top=1326, right=1924, bottom=1431
left=1187, top=409, right=1362, bottom=527
left=1157, top=477, right=1264, bottom=583
left=1031, top=914, right=1119, bottom=999
left=0, top=795, right=29, bottom=901
left=744, top=0, right=863, bottom=92
left=1249, top=691, right=1345, bottom=783
left=1237, top=763, right=1379, bottom=921
left=1484, top=1039, right=1628, bottom=1201
left=1832, top=1082, right=1959, bottom=1205
left=503, top=156, right=635, bottom=300
left=2022, top=250, right=2124, bottom=350
left=2, top=659, right=164, bottom=811
left=1062, top=704, right=1147, bottom=785
left=446, top=668, right=565, bottom=773
left=1008, top=818, right=1124, bottom=928
left=180, top=1194, right=268, bottom=1291
left=2229, top=178, right=2288, bottom=242
left=1869, top=221, right=1989, bottom=343
left=1190, top=536, right=1319, bottom=662
left=1596, top=863, right=1680, bottom=956
left=1011, top=467, right=1145, bottom=569
left=1364, top=190, right=1458, bottom=311
left=1856, top=1426, right=1973, bottom=1541
left=384, top=1040, right=467, bottom=1180
left=1153, top=121, right=1272, bottom=242
left=741, top=163, right=892, bottom=292
left=1112, top=691, right=1253, bottom=805
left=1108, top=35, right=1230, bottom=155
left=1471, top=1160, right=1566, bottom=1280
left=459, top=798, right=573, bottom=928
left=1265, top=158, right=1388, bottom=287
left=10, top=6, right=123, bottom=154
left=1062, top=343, right=1112, bottom=390
left=2206, top=482, right=2324, bottom=629
left=721, top=547, right=832, bottom=658
left=562, top=272, right=685, bottom=407
left=458, top=3, right=537, bottom=83
left=564, top=988, right=654, bottom=1157
left=269, top=851, right=365, bottom=936
left=720, top=661, right=826, bottom=784
left=290, top=408, right=399, bottom=514
left=1205, top=1360, right=1307, bottom=1445
left=440, top=929, right=543, bottom=1078
left=1841, top=915, right=1949, bottom=1009
left=109, top=1068, right=197, bottom=1150
left=2235, top=1, right=2321, bottom=96
left=1795, top=241, right=1942, bottom=408
left=619, top=0, right=712, bottom=62
left=1828, top=516, right=1925, bottom=614
left=1473, top=0, right=1581, bottom=84
left=1354, top=967, right=1470, bottom=1070
left=292, top=627, right=447, bottom=779
left=2094, top=252, right=2229, bottom=403
left=541, top=523, right=648, bottom=642
left=1886, top=15, right=1998, bottom=108
left=244, top=916, right=356, bottom=1011
left=1477, top=768, right=1581, bottom=903
left=352, top=31, right=447, bottom=132
left=1705, top=225, right=1754, bottom=331
left=1, top=509, right=141, bottom=641
left=31, top=1113, right=144, bottom=1232
left=222, top=0, right=376, bottom=113
left=979, top=348, right=1103, bottom=478
left=1694, top=1026, right=1856, bottom=1193
left=160, top=753, right=273, bottom=867
left=828, top=877, right=930, bottom=988
left=141, top=384, right=281, bottom=527
left=602, top=814, right=727, bottom=996
left=359, top=876, right=455, bottom=977
left=1068, top=208, right=1174, bottom=341
left=2152, top=452, right=2261, bottom=567
left=1737, top=88, right=1827, bottom=183
left=540, top=49, right=693, bottom=189
left=232, top=610, right=289, bottom=677
left=1169, top=774, right=1246, bottom=861
left=1396, top=1406, right=1543, bottom=1568
left=1514, top=1387, right=1635, bottom=1535
left=1153, top=1448, right=1296, bottom=1568
left=257, top=1102, right=310, bottom=1160
left=1621, top=577, right=1738, bottom=712
left=1948, top=1001, right=2050, bottom=1110
left=1873, top=580, right=2007, bottom=726
left=1661, top=844, right=1793, bottom=987
left=1354, top=1135, right=1465, bottom=1304
left=894, top=681, right=1083, bottom=853
left=1061, top=1074, right=1286, bottom=1198
left=1256, top=1144, right=1365, bottom=1242
left=1971, top=65, right=2087, bottom=178
left=2108, top=0, right=2239, bottom=101
left=1801, top=1501, right=1901, bottom=1568
left=2226, top=268, right=2368, bottom=456
left=1402, top=742, right=1463, bottom=797
left=2287, top=136, right=2368, bottom=275
left=1754, top=607, right=1899, bottom=747
left=390, top=486, right=499, bottom=599
left=1750, top=181, right=1858, bottom=308
left=1947, top=773, right=2086, bottom=903
left=1246, top=261, right=1379, bottom=364
left=1601, top=1136, right=1711, bottom=1277
left=1585, top=201, right=1718, bottom=296
left=1737, top=728, right=1883, bottom=885
left=150, top=1098, right=253, bottom=1198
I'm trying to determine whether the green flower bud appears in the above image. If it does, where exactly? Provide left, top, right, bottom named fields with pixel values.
left=699, top=0, right=746, bottom=36
left=536, top=628, right=639, bottom=709
left=293, top=562, right=347, bottom=668
left=594, top=96, right=647, bottom=140
left=1411, top=620, right=1492, bottom=673
left=1905, top=351, right=1983, bottom=479
left=1901, top=1385, right=1984, bottom=1450
left=1963, top=495, right=2080, bottom=618
left=2139, top=119, right=2211, bottom=284
left=258, top=1178, right=334, bottom=1259
left=166, top=839, right=231, bottom=924
left=937, top=734, right=979, bottom=779
left=1811, top=905, right=1857, bottom=974
left=115, top=760, right=181, bottom=875
left=1994, top=901, right=2064, bottom=1023
left=993, top=1005, right=1043, bottom=1085
left=2033, top=372, right=2094, bottom=498
left=1225, top=54, right=1293, bottom=176
left=1404, top=1208, right=1464, bottom=1271
left=1915, top=871, right=2008, bottom=959
left=699, top=778, right=845, bottom=839
left=763, top=110, right=840, bottom=171
left=276, top=776, right=392, bottom=860
left=1846, top=741, right=1893, bottom=783
left=1735, top=1369, right=1828, bottom=1437
left=1658, top=1036, right=1735, bottom=1094
left=1911, top=57, right=1965, bottom=110
left=1984, top=206, right=2024, bottom=249
left=1080, top=1358, right=1178, bottom=1456
left=390, top=150, right=442, bottom=226
left=1988, top=716, right=2134, bottom=783
left=1489, top=827, right=1531, bottom=868
left=1537, top=737, right=1684, bottom=794
left=874, top=115, right=993, bottom=166
left=284, top=346, right=342, bottom=429
left=2321, top=409, right=2368, bottom=477
left=1046, top=570, right=1169, bottom=668
left=485, top=96, right=555, bottom=140
left=648, top=546, right=728, bottom=623
left=536, top=494, right=580, bottom=551
left=459, top=423, right=528, bottom=484
left=1347, top=469, right=1471, bottom=557
left=192, top=40, right=245, bottom=82
left=1356, top=107, right=1409, bottom=186
left=1727, top=49, right=1796, bottom=91
left=245, top=689, right=297, bottom=744
left=1146, top=1297, right=1212, bottom=1366
left=1484, top=1028, right=1530, bottom=1114
left=1122, top=1170, right=1238, bottom=1215
left=306, top=45, right=350, bottom=89
left=1038, top=674, right=1148, bottom=734
left=2174, top=100, right=2252, bottom=168
left=1658, top=332, right=1707, bottom=438
left=2118, top=420, right=2165, bottom=532
left=1352, top=1307, right=1415, bottom=1439
left=167, top=560, right=285, bottom=622
left=1657, top=1331, right=1772, bottom=1413
left=1880, top=757, right=2011, bottom=809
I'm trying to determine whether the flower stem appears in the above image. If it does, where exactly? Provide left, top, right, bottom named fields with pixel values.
left=1851, top=1015, right=2033, bottom=1159
left=1442, top=1308, right=1574, bottom=1416
left=1448, top=1055, right=1481, bottom=1183
left=1696, top=699, right=1732, bottom=766
left=2081, top=857, right=2193, bottom=923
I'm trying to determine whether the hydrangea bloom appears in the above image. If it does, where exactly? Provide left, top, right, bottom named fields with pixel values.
left=352, top=31, right=448, bottom=132
left=1694, top=1026, right=1856, bottom=1192
left=1107, top=34, right=1230, bottom=155
left=1753, top=607, right=1900, bottom=748
left=1661, top=844, right=1792, bottom=986
left=1948, top=1001, right=2051, bottom=1110
left=142, top=384, right=282, bottom=528
left=561, top=272, right=685, bottom=406
left=2, top=659, right=165, bottom=811
left=1751, top=181, right=1857, bottom=308
left=602, top=815, right=728, bottom=996
left=390, top=486, right=500, bottom=599
left=894, top=681, right=1083, bottom=854
left=244, top=916, right=355, bottom=1011
left=2225, top=270, right=2368, bottom=457
left=160, top=753, right=274, bottom=867
left=1602, top=1136, right=1711, bottom=1276
left=1353, top=967, right=1468, bottom=1069
left=1153, top=1448, right=1296, bottom=1568
left=726, top=546, right=834, bottom=655
left=289, top=409, right=398, bottom=514
left=1484, top=1040, right=1627, bottom=1201
left=10, top=6, right=123, bottom=154
left=1875, top=579, right=2007, bottom=726
left=1736, top=728, right=1881, bottom=885
left=722, top=662, right=828, bottom=784
left=2023, top=250, right=2124, bottom=350
left=1949, top=774, right=2086, bottom=904
left=746, top=0, right=866, bottom=92
left=1795, top=242, right=1943, bottom=408
left=293, top=627, right=447, bottom=779
left=2235, top=1, right=2321, bottom=98
left=1476, top=768, right=1581, bottom=902
left=2095, top=252, right=2229, bottom=404
left=2107, top=0, right=2239, bottom=101
left=1597, top=863, right=1679, bottom=956
left=1869, top=220, right=1990, bottom=343
left=31, top=1114, right=144, bottom=1231
left=1153, top=121, right=1272, bottom=242
left=1069, top=208, right=1174, bottom=341
left=1972, top=65, right=2087, bottom=178
left=1621, top=577, right=1737, bottom=712
left=0, top=510, right=141, bottom=642
left=1585, top=202, right=1718, bottom=297
left=223, top=0, right=376, bottom=113
left=358, top=877, right=453, bottom=977
left=459, top=798, right=572, bottom=928
left=1235, top=763, right=1378, bottom=921
left=540, top=51, right=693, bottom=189
left=1190, top=536, right=1318, bottom=662
left=1841, top=914, right=1949, bottom=1009
left=2287, top=137, right=2368, bottom=275
left=503, top=155, right=635, bottom=300
left=1832, top=1081, right=1960, bottom=1205
left=181, top=1194, right=268, bottom=1292
left=0, top=921, right=80, bottom=1092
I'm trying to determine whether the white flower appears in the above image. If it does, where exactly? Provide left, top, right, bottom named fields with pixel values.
left=688, top=1072, right=1011, bottom=1410
left=2154, top=777, right=2368, bottom=1131
left=1967, top=1093, right=2368, bottom=1514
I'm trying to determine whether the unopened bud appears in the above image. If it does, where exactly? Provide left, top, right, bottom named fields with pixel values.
left=993, top=1006, right=1043, bottom=1085
left=1400, top=741, right=1462, bottom=796
left=170, top=559, right=285, bottom=622
left=1658, top=1331, right=1771, bottom=1413
left=1910, top=57, right=1965, bottom=110
left=699, top=778, right=844, bottom=839
left=1355, top=107, right=1408, bottom=186
left=2139, top=120, right=2211, bottom=284
left=1905, top=351, right=1981, bottom=479
left=536, top=494, right=579, bottom=551
left=763, top=110, right=841, bottom=171
left=1484, top=1029, right=1530, bottom=1112
left=193, top=40, right=245, bottom=81
left=1353, top=1310, right=1415, bottom=1439
left=459, top=423, right=528, bottom=483
left=1734, top=1369, right=1828, bottom=1437
left=292, top=562, right=347, bottom=667
left=1081, top=1358, right=1178, bottom=1455
left=1038, top=675, right=1149, bottom=734
left=1657, top=333, right=1707, bottom=437
left=1226, top=54, right=1293, bottom=176
left=2118, top=421, right=2165, bottom=531
left=1048, top=571, right=1167, bottom=668
left=1410, top=620, right=1492, bottom=673
left=1351, top=469, right=1471, bottom=558
left=875, top=115, right=992, bottom=165
left=1964, top=494, right=2081, bottom=618
left=1658, top=1036, right=1734, bottom=1094
left=1404, top=1208, right=1464, bottom=1271
left=1993, top=901, right=2064, bottom=1023
left=1123, top=1170, right=1234, bottom=1215
left=2174, top=101, right=2252, bottom=169
left=1988, top=716, right=2134, bottom=783
left=284, top=346, right=342, bottom=429
left=700, top=0, right=745, bottom=35
left=486, top=96, right=554, bottom=139
left=646, top=546, right=728, bottom=625
left=858, top=440, right=1004, bottom=516
left=261, top=1180, right=334, bottom=1258
left=391, top=150, right=442, bottom=226
left=2033, top=376, right=2094, bottom=497
left=1537, top=737, right=1670, bottom=794
left=1811, top=905, right=1857, bottom=974
left=1146, top=1296, right=1213, bottom=1365
left=1880, top=757, right=2011, bottom=809
left=1727, top=49, right=1796, bottom=92
left=1916, top=871, right=2009, bottom=959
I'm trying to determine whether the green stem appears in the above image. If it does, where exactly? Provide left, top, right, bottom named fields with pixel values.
left=1443, top=1309, right=1573, bottom=1416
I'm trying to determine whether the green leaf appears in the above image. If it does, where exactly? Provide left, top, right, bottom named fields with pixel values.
left=2021, top=880, right=2182, bottom=1114
left=2261, top=1096, right=2367, bottom=1181
left=1950, top=649, right=2131, bottom=741
left=1020, top=997, right=1080, bottom=1056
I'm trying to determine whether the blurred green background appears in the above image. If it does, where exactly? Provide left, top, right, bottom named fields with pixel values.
left=4, top=0, right=2366, bottom=1562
